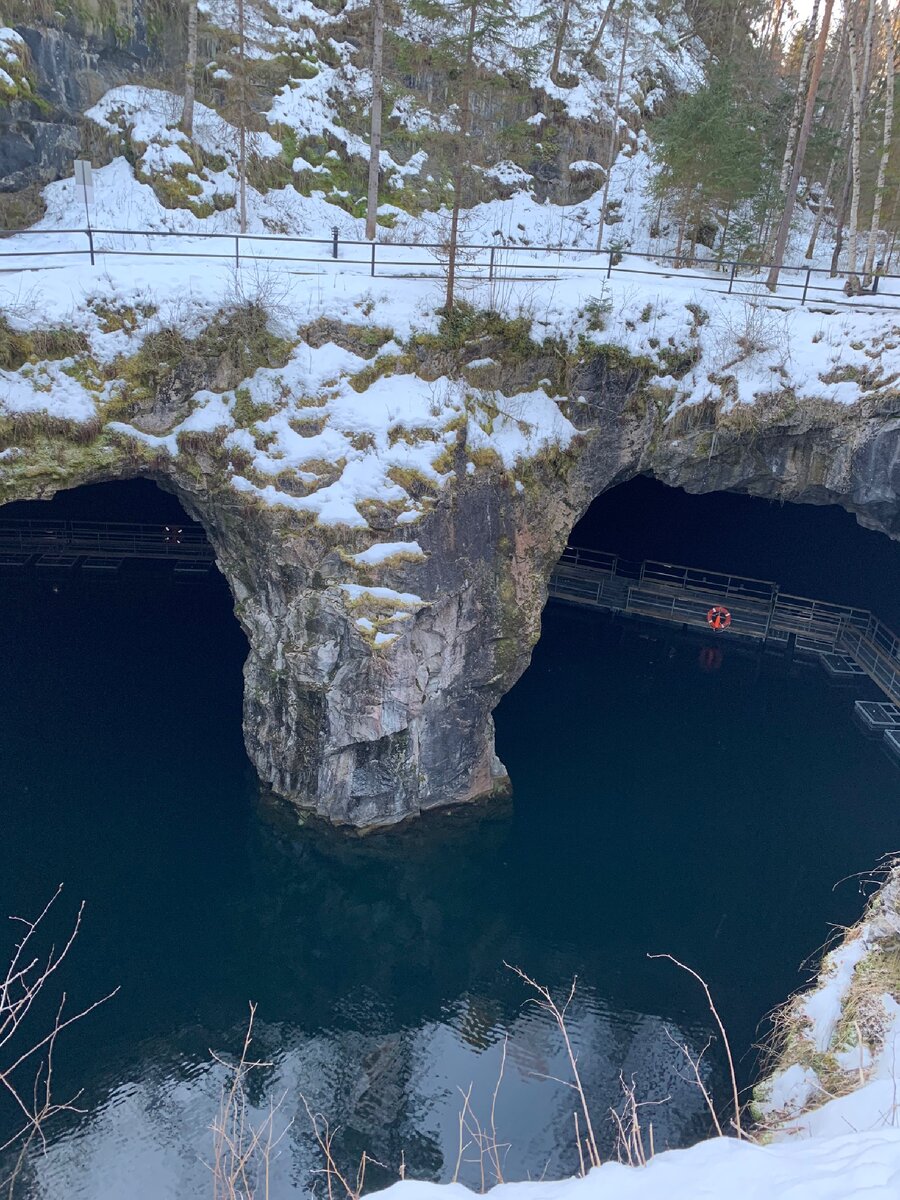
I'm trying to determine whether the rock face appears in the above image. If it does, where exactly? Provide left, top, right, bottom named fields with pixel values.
left=1, top=4, right=182, bottom=198
left=3, top=320, right=900, bottom=828
left=179, top=376, right=900, bottom=828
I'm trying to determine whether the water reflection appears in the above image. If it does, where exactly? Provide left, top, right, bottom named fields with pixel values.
left=15, top=995, right=716, bottom=1198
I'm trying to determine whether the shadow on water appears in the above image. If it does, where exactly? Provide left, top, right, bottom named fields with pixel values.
left=1, top=479, right=900, bottom=1197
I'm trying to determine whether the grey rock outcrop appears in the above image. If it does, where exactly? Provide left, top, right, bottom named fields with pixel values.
left=2, top=324, right=899, bottom=828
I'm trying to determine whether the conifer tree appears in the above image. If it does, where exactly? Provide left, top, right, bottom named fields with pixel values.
left=652, top=62, right=769, bottom=259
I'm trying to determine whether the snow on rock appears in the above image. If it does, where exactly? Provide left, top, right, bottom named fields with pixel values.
left=482, top=162, right=534, bottom=190
left=757, top=865, right=900, bottom=1143
left=340, top=584, right=425, bottom=608
left=350, top=541, right=425, bottom=565
left=1, top=360, right=98, bottom=423
left=88, top=86, right=281, bottom=164
left=466, top=388, right=576, bottom=469
left=763, top=1064, right=821, bottom=1117
left=801, top=940, right=869, bottom=1054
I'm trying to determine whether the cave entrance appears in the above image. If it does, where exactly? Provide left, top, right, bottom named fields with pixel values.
left=569, top=475, right=900, bottom=627
left=493, top=475, right=900, bottom=1120
left=0, top=476, right=252, bottom=850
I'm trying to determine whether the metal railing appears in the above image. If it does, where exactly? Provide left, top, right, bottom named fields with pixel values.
left=551, top=544, right=900, bottom=705
left=3, top=225, right=900, bottom=311
left=0, top=517, right=214, bottom=562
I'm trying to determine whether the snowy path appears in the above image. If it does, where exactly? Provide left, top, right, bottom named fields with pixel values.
left=4, top=227, right=900, bottom=315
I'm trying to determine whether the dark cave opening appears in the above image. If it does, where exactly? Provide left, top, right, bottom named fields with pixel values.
left=570, top=476, right=900, bottom=628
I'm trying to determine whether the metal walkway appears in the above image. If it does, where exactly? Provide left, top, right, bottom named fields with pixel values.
left=4, top=520, right=900, bottom=753
left=0, top=517, right=214, bottom=570
left=549, top=546, right=900, bottom=714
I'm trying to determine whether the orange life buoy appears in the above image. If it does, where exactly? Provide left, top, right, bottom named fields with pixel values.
left=707, top=605, right=731, bottom=632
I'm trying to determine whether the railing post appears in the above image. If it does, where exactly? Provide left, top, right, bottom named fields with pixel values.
left=332, top=225, right=339, bottom=260
left=607, top=250, right=614, bottom=280
left=87, top=227, right=95, bottom=267
left=489, top=246, right=495, bottom=282
left=727, top=261, right=737, bottom=294
left=801, top=267, right=812, bottom=305
left=370, top=241, right=376, bottom=277
left=235, top=235, right=240, bottom=269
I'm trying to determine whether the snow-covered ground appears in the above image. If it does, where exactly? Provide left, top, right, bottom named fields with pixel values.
left=755, top=866, right=900, bottom=1144
left=374, top=1131, right=900, bottom=1200
left=5, top=37, right=900, bottom=1200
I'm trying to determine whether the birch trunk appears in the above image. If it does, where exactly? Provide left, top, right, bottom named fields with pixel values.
left=596, top=1, right=631, bottom=252
left=445, top=0, right=478, bottom=311
left=181, top=0, right=197, bottom=136
left=847, top=14, right=863, bottom=276
left=766, top=0, right=836, bottom=290
left=365, top=0, right=385, bottom=241
left=863, top=0, right=895, bottom=281
left=778, top=0, right=820, bottom=194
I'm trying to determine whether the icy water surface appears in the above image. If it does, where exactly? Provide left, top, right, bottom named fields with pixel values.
left=2, top=563, right=900, bottom=1198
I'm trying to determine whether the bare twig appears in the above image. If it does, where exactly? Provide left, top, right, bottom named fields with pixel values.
left=0, top=888, right=117, bottom=1197
left=648, top=954, right=742, bottom=1138
left=505, top=963, right=600, bottom=1168
left=210, top=1003, right=291, bottom=1200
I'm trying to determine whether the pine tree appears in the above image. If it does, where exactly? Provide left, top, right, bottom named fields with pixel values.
left=652, top=62, right=769, bottom=260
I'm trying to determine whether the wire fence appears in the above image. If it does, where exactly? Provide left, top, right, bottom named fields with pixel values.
left=3, top=225, right=900, bottom=313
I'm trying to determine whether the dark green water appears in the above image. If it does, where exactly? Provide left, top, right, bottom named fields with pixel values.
left=2, top=483, right=900, bottom=1197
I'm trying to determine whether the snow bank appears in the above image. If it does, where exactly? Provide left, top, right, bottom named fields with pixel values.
left=757, top=864, right=900, bottom=1141
left=373, top=1131, right=900, bottom=1200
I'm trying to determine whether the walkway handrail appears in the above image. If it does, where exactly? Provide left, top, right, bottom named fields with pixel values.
left=2, top=226, right=898, bottom=311
left=0, top=516, right=213, bottom=560
left=555, top=544, right=900, bottom=705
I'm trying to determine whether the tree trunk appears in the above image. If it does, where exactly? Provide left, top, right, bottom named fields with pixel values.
left=778, top=0, right=820, bottom=194
left=830, top=168, right=853, bottom=274
left=719, top=202, right=732, bottom=263
left=764, top=0, right=788, bottom=57
left=237, top=0, right=247, bottom=234
left=806, top=148, right=840, bottom=258
left=365, top=0, right=385, bottom=241
left=583, top=0, right=616, bottom=63
left=445, top=0, right=478, bottom=312
left=181, top=0, right=197, bottom=137
left=550, top=0, right=571, bottom=83
left=863, top=0, right=895, bottom=282
left=860, top=0, right=878, bottom=99
left=596, top=1, right=631, bottom=252
left=847, top=13, right=863, bottom=276
left=766, top=0, right=835, bottom=291
left=886, top=188, right=900, bottom=267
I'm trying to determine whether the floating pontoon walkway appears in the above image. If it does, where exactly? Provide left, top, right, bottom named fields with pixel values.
left=549, top=547, right=900, bottom=753
left=0, top=517, right=214, bottom=571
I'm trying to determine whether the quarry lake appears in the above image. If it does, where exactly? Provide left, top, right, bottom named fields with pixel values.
left=2, top=542, right=900, bottom=1198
